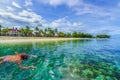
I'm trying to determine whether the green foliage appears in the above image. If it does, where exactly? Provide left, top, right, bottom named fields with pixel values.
left=24, top=26, right=31, bottom=36
left=54, top=28, right=58, bottom=33
left=20, top=28, right=25, bottom=36
left=66, top=33, right=71, bottom=37
left=35, top=27, right=39, bottom=31
left=72, top=32, right=93, bottom=38
left=2, top=27, right=9, bottom=33
left=96, top=34, right=110, bottom=38
left=58, top=32, right=66, bottom=37
left=0, top=24, right=110, bottom=38
left=72, top=32, right=78, bottom=37
left=0, top=25, right=2, bottom=32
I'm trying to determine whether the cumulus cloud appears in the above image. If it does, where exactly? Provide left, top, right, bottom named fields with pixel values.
left=0, top=0, right=119, bottom=35
left=39, top=0, right=113, bottom=18
left=39, top=0, right=80, bottom=7
left=0, top=8, right=44, bottom=27
left=89, top=26, right=120, bottom=35
left=74, top=5, right=112, bottom=17
left=24, top=0, right=33, bottom=6
left=18, top=10, right=44, bottom=26
left=0, top=19, right=3, bottom=23
left=6, top=6, right=15, bottom=11
left=12, top=2, right=22, bottom=8
left=0, top=6, right=85, bottom=33
left=0, top=6, right=117, bottom=34
left=45, top=16, right=85, bottom=32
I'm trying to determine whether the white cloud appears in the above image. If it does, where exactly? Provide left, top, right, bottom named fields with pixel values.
left=0, top=7, right=85, bottom=33
left=74, top=3, right=112, bottom=17
left=46, top=16, right=85, bottom=32
left=86, top=26, right=120, bottom=35
left=27, top=8, right=32, bottom=11
left=0, top=8, right=44, bottom=27
left=0, top=0, right=119, bottom=35
left=0, top=7, right=119, bottom=35
left=6, top=6, right=15, bottom=11
left=24, top=0, right=33, bottom=6
left=0, top=19, right=3, bottom=23
left=12, top=2, right=22, bottom=8
left=39, top=0, right=113, bottom=18
left=18, top=10, right=44, bottom=26
left=39, top=0, right=80, bottom=7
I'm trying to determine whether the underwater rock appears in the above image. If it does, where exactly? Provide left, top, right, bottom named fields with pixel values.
left=49, top=70, right=54, bottom=75
left=82, top=69, right=93, bottom=78
left=95, top=75, right=105, bottom=80
left=106, top=76, right=113, bottom=80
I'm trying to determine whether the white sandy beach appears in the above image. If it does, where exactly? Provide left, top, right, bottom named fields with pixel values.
left=0, top=36, right=86, bottom=43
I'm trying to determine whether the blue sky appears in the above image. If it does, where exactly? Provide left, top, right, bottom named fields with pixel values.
left=0, top=0, right=120, bottom=35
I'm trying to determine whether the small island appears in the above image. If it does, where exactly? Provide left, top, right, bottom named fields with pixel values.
left=96, top=34, right=110, bottom=38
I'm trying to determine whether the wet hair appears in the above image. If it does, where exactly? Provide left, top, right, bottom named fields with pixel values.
left=21, top=53, right=29, bottom=60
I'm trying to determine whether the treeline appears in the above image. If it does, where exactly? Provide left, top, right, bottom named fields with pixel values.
left=54, top=32, right=93, bottom=38
left=0, top=25, right=110, bottom=38
left=96, top=34, right=110, bottom=38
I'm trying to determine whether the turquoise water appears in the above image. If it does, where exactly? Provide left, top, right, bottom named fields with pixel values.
left=0, top=38, right=120, bottom=80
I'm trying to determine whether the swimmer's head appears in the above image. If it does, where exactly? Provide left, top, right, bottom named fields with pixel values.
left=21, top=53, right=29, bottom=60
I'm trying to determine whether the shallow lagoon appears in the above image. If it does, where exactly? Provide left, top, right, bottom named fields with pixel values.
left=0, top=38, right=120, bottom=80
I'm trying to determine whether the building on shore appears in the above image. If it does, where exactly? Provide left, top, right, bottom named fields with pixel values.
left=8, top=28, right=21, bottom=36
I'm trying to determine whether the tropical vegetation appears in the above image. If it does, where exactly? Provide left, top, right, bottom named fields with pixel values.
left=0, top=25, right=110, bottom=38
left=96, top=34, right=110, bottom=38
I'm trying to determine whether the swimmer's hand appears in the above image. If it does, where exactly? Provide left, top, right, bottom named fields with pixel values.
left=30, top=55, right=38, bottom=58
left=29, top=66, right=36, bottom=70
left=19, top=64, right=36, bottom=70
left=15, top=51, right=19, bottom=54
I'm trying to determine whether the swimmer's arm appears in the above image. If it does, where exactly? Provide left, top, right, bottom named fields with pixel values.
left=0, top=57, right=4, bottom=60
left=19, top=65, right=35, bottom=70
left=15, top=52, right=19, bottom=55
left=29, top=54, right=38, bottom=58
left=0, top=61, right=3, bottom=65
left=17, top=61, right=35, bottom=70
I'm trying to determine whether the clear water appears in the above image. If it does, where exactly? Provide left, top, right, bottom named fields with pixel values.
left=0, top=38, right=120, bottom=80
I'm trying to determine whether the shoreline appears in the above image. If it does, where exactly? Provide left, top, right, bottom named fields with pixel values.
left=0, top=36, right=90, bottom=43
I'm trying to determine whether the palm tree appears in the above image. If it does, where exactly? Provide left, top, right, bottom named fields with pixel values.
left=58, top=32, right=66, bottom=37
left=54, top=28, right=58, bottom=37
left=72, top=32, right=78, bottom=37
left=49, top=29, right=53, bottom=37
left=20, top=28, right=25, bottom=36
left=0, top=25, right=2, bottom=35
left=39, top=29, right=44, bottom=37
left=47, top=28, right=51, bottom=37
left=35, top=27, right=39, bottom=31
left=44, top=28, right=47, bottom=37
left=66, top=33, right=71, bottom=37
left=47, top=28, right=55, bottom=37
left=2, top=27, right=9, bottom=36
left=25, top=26, right=30, bottom=36
left=34, top=27, right=39, bottom=37
left=28, top=30, right=33, bottom=37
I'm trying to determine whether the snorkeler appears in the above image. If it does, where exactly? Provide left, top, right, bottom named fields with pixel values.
left=0, top=52, right=37, bottom=70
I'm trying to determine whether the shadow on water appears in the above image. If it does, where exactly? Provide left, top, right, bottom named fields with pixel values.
left=0, top=39, right=120, bottom=80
